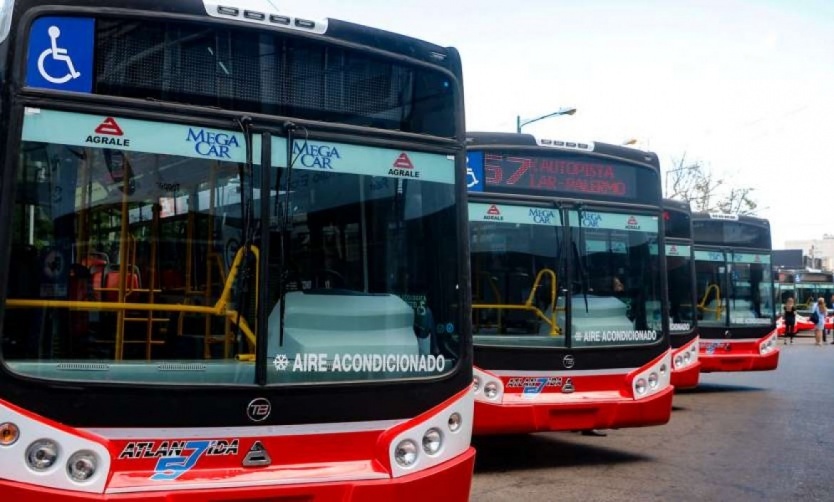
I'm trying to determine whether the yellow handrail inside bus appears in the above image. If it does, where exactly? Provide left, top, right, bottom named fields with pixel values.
left=697, top=283, right=724, bottom=320
left=473, top=272, right=504, bottom=333
left=5, top=245, right=260, bottom=353
left=472, top=268, right=562, bottom=336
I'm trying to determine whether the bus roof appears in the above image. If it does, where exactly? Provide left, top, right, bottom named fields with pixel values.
left=466, top=131, right=660, bottom=169
left=691, top=211, right=771, bottom=228
left=13, top=0, right=458, bottom=67
left=662, top=198, right=692, bottom=213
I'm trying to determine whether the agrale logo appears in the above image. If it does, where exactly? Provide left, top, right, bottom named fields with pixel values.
left=85, top=117, right=130, bottom=147
left=669, top=245, right=678, bottom=256
left=484, top=204, right=503, bottom=221
left=389, top=152, right=420, bottom=179
left=626, top=215, right=641, bottom=230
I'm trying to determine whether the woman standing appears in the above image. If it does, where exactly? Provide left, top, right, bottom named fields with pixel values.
left=783, top=297, right=797, bottom=345
left=812, top=297, right=827, bottom=346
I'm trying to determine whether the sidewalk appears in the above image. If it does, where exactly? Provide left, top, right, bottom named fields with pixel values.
left=779, top=330, right=834, bottom=345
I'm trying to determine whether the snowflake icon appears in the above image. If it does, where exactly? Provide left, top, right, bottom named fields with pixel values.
left=574, top=332, right=584, bottom=342
left=273, top=354, right=290, bottom=371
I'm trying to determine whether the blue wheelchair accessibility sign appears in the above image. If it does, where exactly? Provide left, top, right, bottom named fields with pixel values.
left=26, top=17, right=94, bottom=93
left=466, top=151, right=484, bottom=192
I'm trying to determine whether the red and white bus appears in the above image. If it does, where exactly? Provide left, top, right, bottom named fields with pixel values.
left=692, top=213, right=780, bottom=372
left=662, top=199, right=700, bottom=389
left=0, top=1, right=475, bottom=499
left=466, top=133, right=673, bottom=435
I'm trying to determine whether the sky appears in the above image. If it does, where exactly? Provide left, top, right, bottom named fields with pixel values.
left=276, top=0, right=834, bottom=248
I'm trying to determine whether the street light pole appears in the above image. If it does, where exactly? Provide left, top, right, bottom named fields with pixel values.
left=516, top=107, right=577, bottom=133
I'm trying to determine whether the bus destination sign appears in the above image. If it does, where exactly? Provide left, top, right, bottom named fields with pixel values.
left=467, top=152, right=638, bottom=199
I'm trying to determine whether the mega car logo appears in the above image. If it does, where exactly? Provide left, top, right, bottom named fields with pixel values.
left=562, top=354, right=575, bottom=369
left=187, top=128, right=240, bottom=159
left=529, top=208, right=556, bottom=225
left=388, top=152, right=421, bottom=178
left=626, top=215, right=641, bottom=230
left=85, top=117, right=130, bottom=147
left=582, top=212, right=602, bottom=228
left=484, top=204, right=503, bottom=221
left=294, top=142, right=341, bottom=169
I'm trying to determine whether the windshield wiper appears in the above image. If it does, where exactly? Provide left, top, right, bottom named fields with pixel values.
left=233, top=116, right=256, bottom=356
left=574, top=207, right=590, bottom=314
left=275, top=121, right=305, bottom=348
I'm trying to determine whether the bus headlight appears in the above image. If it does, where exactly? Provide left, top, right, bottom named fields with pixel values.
left=422, top=428, right=443, bottom=455
left=67, top=450, right=98, bottom=482
left=394, top=439, right=419, bottom=468
left=448, top=412, right=462, bottom=433
left=634, top=378, right=648, bottom=396
left=484, top=382, right=499, bottom=400
left=473, top=376, right=481, bottom=393
left=659, top=363, right=668, bottom=376
left=674, top=355, right=684, bottom=369
left=26, top=439, right=59, bottom=471
left=683, top=351, right=692, bottom=364
left=648, top=372, right=659, bottom=389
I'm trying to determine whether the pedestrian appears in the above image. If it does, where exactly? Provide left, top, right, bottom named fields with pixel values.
left=811, top=297, right=827, bottom=346
left=783, top=297, right=797, bottom=345
left=831, top=295, right=834, bottom=345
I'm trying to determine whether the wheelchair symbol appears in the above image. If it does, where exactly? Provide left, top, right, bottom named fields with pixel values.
left=466, top=167, right=479, bottom=188
left=37, top=26, right=82, bottom=85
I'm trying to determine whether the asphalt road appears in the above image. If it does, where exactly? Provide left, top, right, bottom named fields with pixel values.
left=470, top=334, right=834, bottom=502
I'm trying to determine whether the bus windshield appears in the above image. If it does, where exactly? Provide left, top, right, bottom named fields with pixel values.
left=469, top=203, right=663, bottom=349
left=2, top=109, right=461, bottom=385
left=570, top=210, right=663, bottom=347
left=664, top=244, right=695, bottom=332
left=694, top=250, right=774, bottom=327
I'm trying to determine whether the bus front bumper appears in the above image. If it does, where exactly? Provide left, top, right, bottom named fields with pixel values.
left=699, top=349, right=780, bottom=372
left=0, top=448, right=476, bottom=502
left=473, top=386, right=674, bottom=435
left=671, top=361, right=701, bottom=389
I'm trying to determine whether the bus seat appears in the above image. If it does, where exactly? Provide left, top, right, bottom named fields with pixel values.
left=82, top=252, right=109, bottom=268
left=161, top=268, right=185, bottom=290
left=102, top=265, right=141, bottom=302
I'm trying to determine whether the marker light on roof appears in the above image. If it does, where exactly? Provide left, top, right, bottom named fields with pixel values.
left=203, top=0, right=328, bottom=34
left=535, top=137, right=595, bottom=151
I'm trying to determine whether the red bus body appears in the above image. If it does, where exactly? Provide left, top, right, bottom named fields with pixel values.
left=670, top=335, right=701, bottom=389
left=0, top=390, right=475, bottom=501
left=691, top=213, right=779, bottom=374
left=699, top=332, right=780, bottom=372
left=0, top=1, right=474, bottom=499
left=473, top=351, right=674, bottom=435
left=467, top=136, right=674, bottom=436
